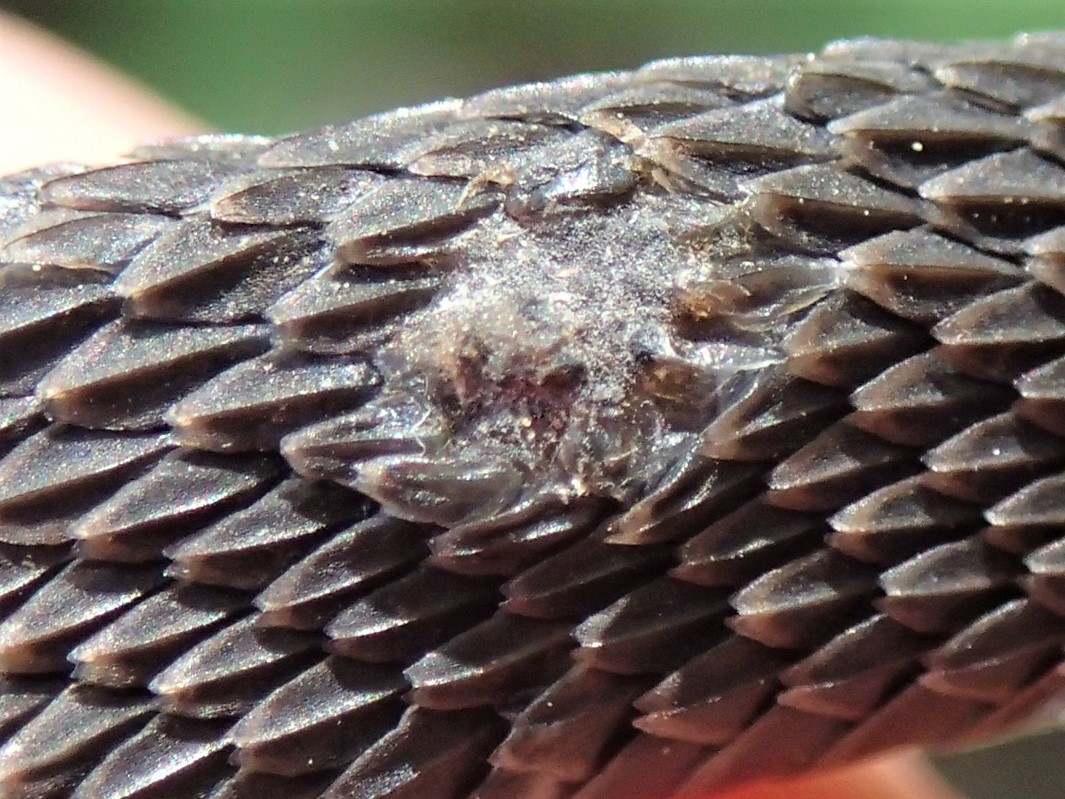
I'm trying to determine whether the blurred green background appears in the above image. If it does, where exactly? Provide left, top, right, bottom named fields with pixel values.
left=2, top=1, right=1064, bottom=798
left=3, top=0, right=1065, bottom=134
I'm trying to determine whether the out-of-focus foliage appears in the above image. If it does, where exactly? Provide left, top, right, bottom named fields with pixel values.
left=4, top=0, right=1065, bottom=133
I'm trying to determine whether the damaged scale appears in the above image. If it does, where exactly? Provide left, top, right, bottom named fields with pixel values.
left=2, top=32, right=1065, bottom=799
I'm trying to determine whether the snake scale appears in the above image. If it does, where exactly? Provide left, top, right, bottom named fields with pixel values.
left=2, top=32, right=1065, bottom=799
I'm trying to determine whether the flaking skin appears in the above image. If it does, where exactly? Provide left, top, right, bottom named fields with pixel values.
left=2, top=33, right=1065, bottom=799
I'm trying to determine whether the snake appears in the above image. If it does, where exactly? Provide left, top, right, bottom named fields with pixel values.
left=1, top=31, right=1065, bottom=799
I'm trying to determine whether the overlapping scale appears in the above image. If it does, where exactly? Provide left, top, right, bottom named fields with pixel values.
left=71, top=714, right=232, bottom=799
left=4, top=33, right=1065, bottom=799
left=37, top=320, right=269, bottom=430
left=71, top=451, right=283, bottom=561
left=114, top=216, right=321, bottom=323
left=0, top=686, right=153, bottom=799
left=165, top=478, right=369, bottom=590
left=0, top=427, right=169, bottom=546
left=149, top=615, right=319, bottom=718
left=231, top=657, right=404, bottom=776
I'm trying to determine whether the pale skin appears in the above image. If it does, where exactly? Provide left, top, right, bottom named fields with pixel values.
left=0, top=11, right=966, bottom=799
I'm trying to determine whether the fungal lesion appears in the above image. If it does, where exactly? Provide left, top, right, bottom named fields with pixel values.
left=284, top=194, right=727, bottom=526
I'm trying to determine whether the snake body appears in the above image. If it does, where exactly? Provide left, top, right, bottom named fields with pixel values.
left=2, top=33, right=1065, bottom=799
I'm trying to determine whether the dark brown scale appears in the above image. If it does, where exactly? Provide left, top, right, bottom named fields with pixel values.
left=4, top=33, right=1065, bottom=799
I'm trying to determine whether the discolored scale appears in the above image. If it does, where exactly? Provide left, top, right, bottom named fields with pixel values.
left=68, top=584, right=247, bottom=688
left=633, top=636, right=788, bottom=746
left=578, top=82, right=734, bottom=128
left=920, top=149, right=1065, bottom=241
left=502, top=131, right=638, bottom=218
left=460, top=73, right=629, bottom=124
left=165, top=478, right=369, bottom=591
left=840, top=228, right=1023, bottom=326
left=784, top=58, right=937, bottom=122
left=650, top=95, right=834, bottom=159
left=674, top=498, right=824, bottom=587
left=0, top=561, right=164, bottom=674
left=170, top=355, right=379, bottom=452
left=847, top=350, right=1015, bottom=447
left=72, top=715, right=233, bottom=799
left=642, top=98, right=835, bottom=197
left=0, top=686, right=153, bottom=799
left=781, top=290, right=929, bottom=388
left=493, top=666, right=647, bottom=782
left=502, top=536, right=672, bottom=620
left=149, top=614, right=320, bottom=718
left=260, top=100, right=462, bottom=170
left=0, top=284, right=115, bottom=395
left=254, top=514, right=428, bottom=631
left=699, top=368, right=849, bottom=462
left=41, top=158, right=239, bottom=214
left=877, top=538, right=1022, bottom=634
left=767, top=422, right=918, bottom=512
left=827, top=94, right=1031, bottom=188
left=405, top=611, right=572, bottom=710
left=231, top=657, right=405, bottom=776
left=321, top=707, right=505, bottom=799
left=281, top=403, right=445, bottom=488
left=933, top=281, right=1065, bottom=382
left=922, top=411, right=1065, bottom=502
left=727, top=548, right=879, bottom=649
left=328, top=178, right=500, bottom=266
left=744, top=163, right=926, bottom=253
left=267, top=270, right=443, bottom=355
left=326, top=566, right=498, bottom=663
left=829, top=475, right=985, bottom=564
left=633, top=54, right=800, bottom=97
left=673, top=254, right=840, bottom=334
left=72, top=451, right=283, bottom=562
left=677, top=705, right=848, bottom=795
left=604, top=447, right=761, bottom=546
left=574, top=577, right=728, bottom=674
left=919, top=599, right=1065, bottom=703
left=115, top=215, right=322, bottom=323
left=37, top=320, right=270, bottom=430
left=351, top=453, right=524, bottom=528
left=210, top=167, right=382, bottom=226
left=399, top=119, right=567, bottom=179
left=430, top=494, right=605, bottom=577
left=1024, top=537, right=1065, bottom=616
left=0, top=209, right=175, bottom=280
